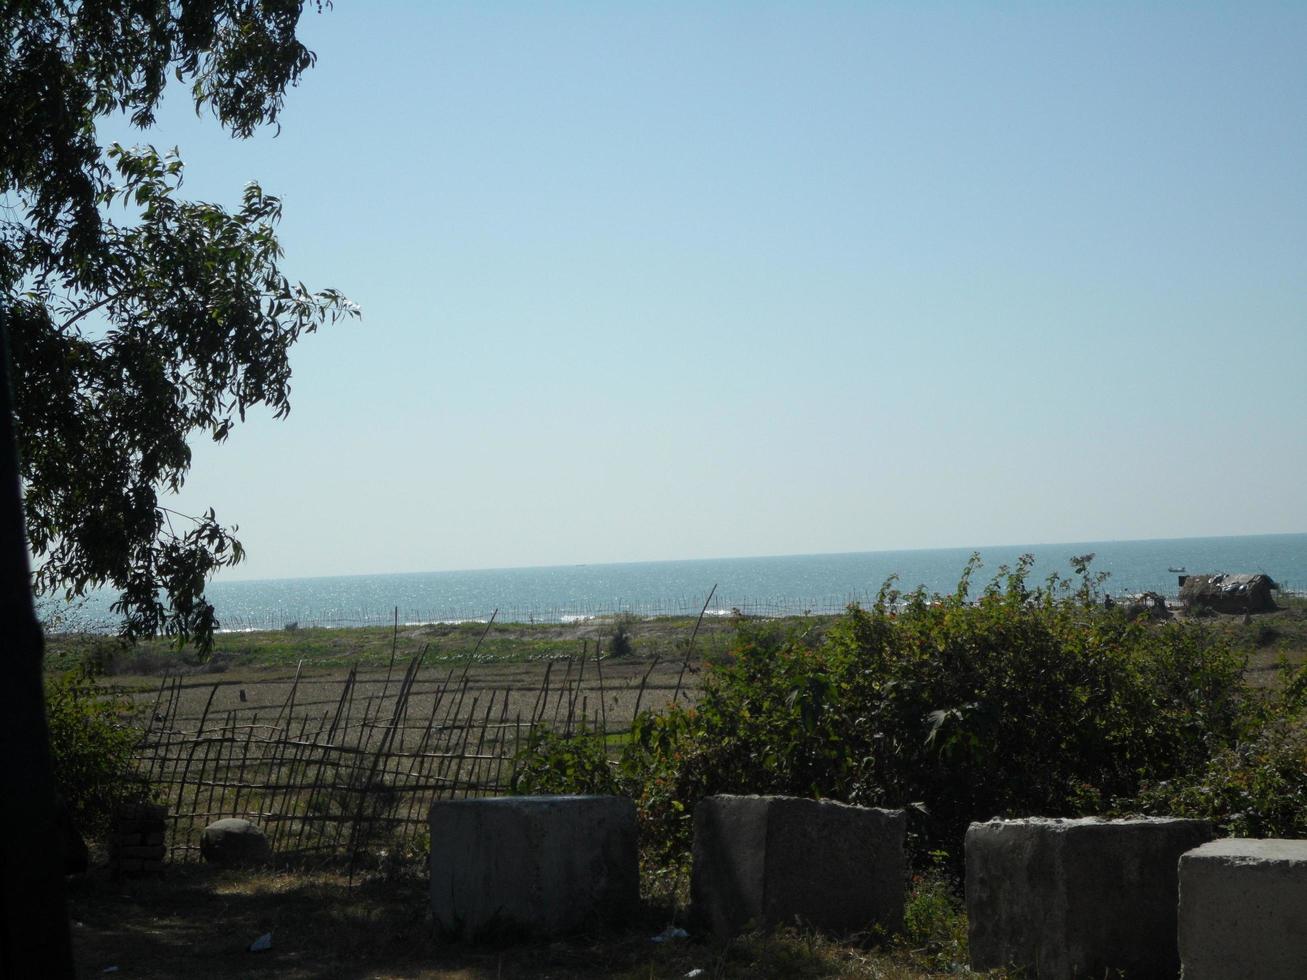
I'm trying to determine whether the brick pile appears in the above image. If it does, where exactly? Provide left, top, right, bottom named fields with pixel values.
left=108, top=802, right=167, bottom=875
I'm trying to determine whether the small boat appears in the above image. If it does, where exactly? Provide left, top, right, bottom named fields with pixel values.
left=1167, top=566, right=1186, bottom=574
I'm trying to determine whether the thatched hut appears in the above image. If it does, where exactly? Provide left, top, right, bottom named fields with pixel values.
left=1178, top=573, right=1279, bottom=614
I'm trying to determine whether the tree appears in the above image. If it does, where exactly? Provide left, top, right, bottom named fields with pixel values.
left=2, top=1, right=357, bottom=649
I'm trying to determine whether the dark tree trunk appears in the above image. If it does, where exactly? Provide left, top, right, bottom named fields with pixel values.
left=0, top=307, right=75, bottom=975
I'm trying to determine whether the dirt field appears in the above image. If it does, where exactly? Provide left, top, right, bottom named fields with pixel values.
left=64, top=863, right=969, bottom=979
left=120, top=651, right=700, bottom=741
left=47, top=613, right=748, bottom=676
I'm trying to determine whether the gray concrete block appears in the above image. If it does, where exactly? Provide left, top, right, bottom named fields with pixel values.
left=428, top=795, right=638, bottom=941
left=1179, top=838, right=1307, bottom=980
left=690, top=795, right=906, bottom=938
left=966, top=816, right=1214, bottom=979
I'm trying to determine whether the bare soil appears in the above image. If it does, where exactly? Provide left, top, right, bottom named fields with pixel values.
left=65, top=864, right=952, bottom=979
left=115, top=652, right=699, bottom=747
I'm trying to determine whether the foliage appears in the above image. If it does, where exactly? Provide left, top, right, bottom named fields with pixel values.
left=2, top=1, right=354, bottom=651
left=1130, top=664, right=1307, bottom=838
left=511, top=722, right=624, bottom=797
left=44, top=672, right=149, bottom=838
left=609, top=612, right=637, bottom=657
left=516, top=558, right=1251, bottom=866
left=899, top=861, right=969, bottom=973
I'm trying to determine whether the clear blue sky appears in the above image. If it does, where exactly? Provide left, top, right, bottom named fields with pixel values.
left=102, top=2, right=1307, bottom=581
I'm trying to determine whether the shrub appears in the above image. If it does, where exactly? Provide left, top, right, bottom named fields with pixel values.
left=45, top=673, right=150, bottom=838
left=900, top=861, right=969, bottom=972
left=510, top=722, right=623, bottom=797
left=677, top=560, right=1240, bottom=860
left=516, top=557, right=1251, bottom=867
left=1130, top=664, right=1307, bottom=838
left=609, top=612, right=637, bottom=658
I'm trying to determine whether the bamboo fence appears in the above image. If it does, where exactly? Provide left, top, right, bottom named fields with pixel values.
left=134, top=644, right=685, bottom=865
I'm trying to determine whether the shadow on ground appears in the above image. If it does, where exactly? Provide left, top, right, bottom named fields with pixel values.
left=66, top=863, right=895, bottom=979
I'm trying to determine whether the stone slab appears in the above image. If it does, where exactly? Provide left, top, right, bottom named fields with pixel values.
left=1179, top=838, right=1307, bottom=980
left=966, top=816, right=1214, bottom=979
left=690, top=795, right=906, bottom=938
left=428, top=795, right=638, bottom=941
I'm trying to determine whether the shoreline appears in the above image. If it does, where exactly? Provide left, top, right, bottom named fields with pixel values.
left=47, top=580, right=1307, bottom=638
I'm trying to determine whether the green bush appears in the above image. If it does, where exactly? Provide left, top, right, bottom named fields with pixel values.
left=510, top=722, right=623, bottom=797
left=516, top=557, right=1252, bottom=867
left=609, top=612, right=637, bottom=658
left=45, top=673, right=149, bottom=838
left=1131, top=665, right=1307, bottom=838
left=653, top=558, right=1244, bottom=861
left=900, top=862, right=969, bottom=972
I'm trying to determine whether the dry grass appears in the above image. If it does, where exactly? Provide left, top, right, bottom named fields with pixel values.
left=65, top=863, right=988, bottom=979
left=1175, top=597, right=1307, bottom=688
left=45, top=614, right=753, bottom=677
left=116, top=655, right=696, bottom=738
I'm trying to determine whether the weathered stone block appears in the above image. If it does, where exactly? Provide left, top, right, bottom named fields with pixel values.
left=1179, top=838, right=1307, bottom=980
left=116, top=802, right=167, bottom=833
left=690, top=795, right=906, bottom=938
left=966, top=816, right=1214, bottom=979
left=428, top=795, right=638, bottom=941
left=200, top=818, right=270, bottom=868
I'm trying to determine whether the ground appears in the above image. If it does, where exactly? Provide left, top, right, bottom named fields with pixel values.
left=66, top=864, right=973, bottom=979
left=1197, top=597, right=1307, bottom=686
left=44, top=613, right=753, bottom=676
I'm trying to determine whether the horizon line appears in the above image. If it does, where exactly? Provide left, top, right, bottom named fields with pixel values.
left=206, top=529, right=1307, bottom=588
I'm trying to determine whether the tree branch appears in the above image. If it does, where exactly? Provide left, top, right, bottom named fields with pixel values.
left=57, top=293, right=115, bottom=333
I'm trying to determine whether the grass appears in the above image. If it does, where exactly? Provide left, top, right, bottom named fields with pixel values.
left=66, top=860, right=995, bottom=979
left=45, top=597, right=1307, bottom=683
left=43, top=613, right=796, bottom=676
left=1181, top=593, right=1307, bottom=687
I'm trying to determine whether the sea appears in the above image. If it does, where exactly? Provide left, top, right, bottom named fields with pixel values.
left=54, top=532, right=1306, bottom=633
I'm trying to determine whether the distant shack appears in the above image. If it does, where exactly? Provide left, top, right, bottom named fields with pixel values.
left=1178, top=573, right=1279, bottom=614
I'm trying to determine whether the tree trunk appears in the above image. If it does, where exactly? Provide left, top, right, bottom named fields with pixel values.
left=0, top=307, right=75, bottom=975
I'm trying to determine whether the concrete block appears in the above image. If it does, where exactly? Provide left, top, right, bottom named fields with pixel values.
left=966, top=816, right=1214, bottom=979
left=428, top=795, right=638, bottom=941
left=1179, top=838, right=1307, bottom=980
left=690, top=795, right=906, bottom=938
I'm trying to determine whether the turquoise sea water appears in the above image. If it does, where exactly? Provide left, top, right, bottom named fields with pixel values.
left=62, top=532, right=1307, bottom=632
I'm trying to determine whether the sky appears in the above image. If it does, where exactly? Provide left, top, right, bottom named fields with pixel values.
left=98, top=2, right=1307, bottom=581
